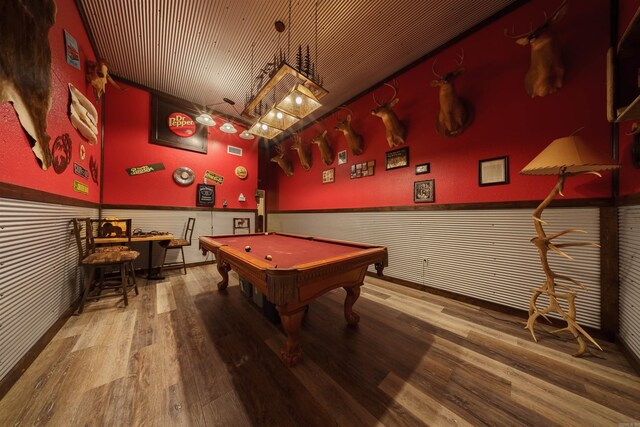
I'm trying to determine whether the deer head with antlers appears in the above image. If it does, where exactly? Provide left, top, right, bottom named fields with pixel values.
left=371, top=80, right=406, bottom=148
left=335, top=106, right=364, bottom=155
left=270, top=143, right=294, bottom=176
left=505, top=0, right=568, bottom=98
left=431, top=49, right=474, bottom=137
left=311, top=129, right=334, bottom=166
left=290, top=132, right=312, bottom=171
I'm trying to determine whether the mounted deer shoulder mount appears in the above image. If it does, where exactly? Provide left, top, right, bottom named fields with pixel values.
left=505, top=0, right=567, bottom=98
left=290, top=132, right=312, bottom=171
left=371, top=81, right=406, bottom=148
left=312, top=130, right=334, bottom=166
left=270, top=143, right=294, bottom=176
left=431, top=49, right=474, bottom=137
left=335, top=106, right=363, bottom=155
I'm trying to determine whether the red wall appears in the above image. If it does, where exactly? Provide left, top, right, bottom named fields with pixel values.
left=269, top=0, right=616, bottom=211
left=0, top=0, right=101, bottom=202
left=102, top=83, right=259, bottom=209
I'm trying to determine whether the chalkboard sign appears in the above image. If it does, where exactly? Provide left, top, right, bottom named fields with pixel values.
left=196, top=184, right=215, bottom=206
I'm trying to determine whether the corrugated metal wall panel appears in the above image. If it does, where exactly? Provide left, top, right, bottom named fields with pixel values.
left=102, top=209, right=254, bottom=266
left=619, top=205, right=640, bottom=362
left=0, top=198, right=98, bottom=383
left=269, top=207, right=602, bottom=328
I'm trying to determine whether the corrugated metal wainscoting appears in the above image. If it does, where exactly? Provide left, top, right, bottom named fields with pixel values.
left=619, top=205, right=640, bottom=362
left=269, top=208, right=601, bottom=328
left=0, top=198, right=98, bottom=383
left=102, top=209, right=254, bottom=268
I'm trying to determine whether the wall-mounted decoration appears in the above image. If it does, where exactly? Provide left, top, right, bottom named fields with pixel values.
left=196, top=184, right=215, bottom=206
left=479, top=156, right=509, bottom=186
left=338, top=150, right=347, bottom=165
left=271, top=143, right=294, bottom=176
left=385, top=147, right=409, bottom=170
left=371, top=80, right=406, bottom=148
left=204, top=170, right=224, bottom=185
left=68, top=83, right=98, bottom=144
left=73, top=162, right=88, bottom=179
left=126, top=163, right=165, bottom=176
left=235, top=166, right=248, bottom=180
left=51, top=133, right=72, bottom=174
left=64, top=30, right=80, bottom=70
left=150, top=95, right=208, bottom=154
left=335, top=107, right=364, bottom=155
left=629, top=123, right=640, bottom=168
left=312, top=130, right=334, bottom=165
left=415, top=163, right=430, bottom=175
left=350, top=160, right=375, bottom=179
left=291, top=133, right=312, bottom=170
left=238, top=193, right=246, bottom=202
left=79, top=144, right=86, bottom=161
left=90, top=156, right=99, bottom=183
left=227, top=145, right=243, bottom=156
left=0, top=0, right=56, bottom=169
left=86, top=59, right=124, bottom=99
left=322, top=168, right=335, bottom=184
left=173, top=167, right=195, bottom=186
left=73, top=180, right=89, bottom=195
left=414, top=179, right=435, bottom=203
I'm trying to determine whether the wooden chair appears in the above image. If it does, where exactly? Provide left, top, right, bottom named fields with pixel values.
left=158, top=217, right=195, bottom=275
left=72, top=218, right=140, bottom=313
left=233, top=217, right=251, bottom=234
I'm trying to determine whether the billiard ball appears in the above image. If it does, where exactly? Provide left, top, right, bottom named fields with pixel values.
left=265, top=255, right=272, bottom=261
left=245, top=245, right=251, bottom=252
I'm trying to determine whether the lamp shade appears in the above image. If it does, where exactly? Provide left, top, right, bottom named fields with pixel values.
left=260, top=106, right=299, bottom=130
left=248, top=121, right=282, bottom=139
left=196, top=113, right=216, bottom=126
left=520, top=136, right=619, bottom=175
left=276, top=83, right=321, bottom=119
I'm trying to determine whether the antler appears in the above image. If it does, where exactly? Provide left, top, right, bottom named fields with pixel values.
left=373, top=80, right=399, bottom=106
left=432, top=59, right=442, bottom=79
left=335, top=105, right=353, bottom=123
left=456, top=48, right=464, bottom=66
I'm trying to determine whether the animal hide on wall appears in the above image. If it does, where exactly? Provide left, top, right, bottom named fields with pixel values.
left=0, top=0, right=57, bottom=170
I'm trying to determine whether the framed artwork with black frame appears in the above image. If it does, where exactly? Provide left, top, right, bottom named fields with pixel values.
left=196, top=183, right=215, bottom=206
left=151, top=95, right=208, bottom=154
left=479, top=156, right=509, bottom=186
left=385, top=147, right=409, bottom=170
left=414, top=179, right=435, bottom=203
left=415, top=163, right=430, bottom=175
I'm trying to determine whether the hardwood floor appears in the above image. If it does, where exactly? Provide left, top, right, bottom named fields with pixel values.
left=1, top=265, right=638, bottom=426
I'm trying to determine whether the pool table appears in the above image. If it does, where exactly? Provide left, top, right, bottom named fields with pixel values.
left=199, top=232, right=388, bottom=366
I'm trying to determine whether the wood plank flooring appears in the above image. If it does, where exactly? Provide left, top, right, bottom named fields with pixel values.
left=1, top=265, right=638, bottom=426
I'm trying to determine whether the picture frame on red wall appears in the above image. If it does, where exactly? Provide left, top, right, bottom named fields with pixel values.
left=478, top=156, right=509, bottom=186
left=414, top=179, right=435, bottom=203
left=150, top=95, right=208, bottom=154
left=385, top=147, right=409, bottom=170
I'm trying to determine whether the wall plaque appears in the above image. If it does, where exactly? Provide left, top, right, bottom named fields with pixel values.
left=196, top=183, right=215, bottom=206
left=204, top=170, right=224, bottom=184
left=151, top=95, right=208, bottom=154
left=73, top=180, right=88, bottom=194
left=126, top=163, right=165, bottom=176
left=73, top=162, right=89, bottom=179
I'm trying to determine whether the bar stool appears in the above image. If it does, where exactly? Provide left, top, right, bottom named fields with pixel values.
left=72, top=218, right=140, bottom=313
left=158, top=217, right=195, bottom=275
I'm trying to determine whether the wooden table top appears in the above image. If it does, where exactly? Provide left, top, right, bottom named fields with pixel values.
left=94, top=233, right=173, bottom=244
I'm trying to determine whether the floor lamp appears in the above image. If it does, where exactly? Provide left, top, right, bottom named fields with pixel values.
left=520, top=135, right=619, bottom=356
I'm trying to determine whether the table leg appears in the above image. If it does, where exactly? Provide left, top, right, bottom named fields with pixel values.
left=146, top=240, right=165, bottom=280
left=343, top=284, right=361, bottom=326
left=215, top=259, right=231, bottom=290
left=278, top=308, right=305, bottom=367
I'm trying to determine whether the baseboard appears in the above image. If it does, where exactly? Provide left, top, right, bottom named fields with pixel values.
left=617, top=334, right=640, bottom=375
left=0, top=298, right=79, bottom=399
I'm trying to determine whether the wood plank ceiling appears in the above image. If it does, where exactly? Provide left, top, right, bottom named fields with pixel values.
left=76, top=0, right=518, bottom=138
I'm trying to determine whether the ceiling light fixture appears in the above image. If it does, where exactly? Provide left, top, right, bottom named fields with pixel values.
left=220, top=122, right=237, bottom=133
left=242, top=0, right=328, bottom=139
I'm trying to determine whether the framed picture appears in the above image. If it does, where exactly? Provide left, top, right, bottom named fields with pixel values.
left=414, top=179, right=435, bottom=203
left=338, top=150, right=347, bottom=165
left=196, top=183, right=215, bottom=206
left=385, top=147, right=409, bottom=170
left=415, top=163, right=430, bottom=175
left=151, top=95, right=208, bottom=154
left=479, top=156, right=509, bottom=186
left=322, top=168, right=335, bottom=183
left=350, top=160, right=375, bottom=179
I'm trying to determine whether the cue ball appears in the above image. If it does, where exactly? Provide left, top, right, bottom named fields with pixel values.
left=245, top=245, right=251, bottom=252
left=265, top=255, right=272, bottom=261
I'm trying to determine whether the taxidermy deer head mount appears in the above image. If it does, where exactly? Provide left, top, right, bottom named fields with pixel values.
left=371, top=80, right=406, bottom=148
left=311, top=129, right=334, bottom=166
left=505, top=0, right=568, bottom=98
left=290, top=132, right=312, bottom=171
left=335, top=106, right=364, bottom=155
left=431, top=49, right=474, bottom=137
left=271, top=143, right=294, bottom=176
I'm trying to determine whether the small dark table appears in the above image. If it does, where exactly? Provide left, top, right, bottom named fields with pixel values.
left=199, top=232, right=388, bottom=366
left=94, top=233, right=173, bottom=280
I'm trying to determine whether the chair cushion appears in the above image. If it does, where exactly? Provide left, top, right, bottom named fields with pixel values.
left=95, top=245, right=129, bottom=253
left=163, top=239, right=190, bottom=248
left=81, top=250, right=140, bottom=265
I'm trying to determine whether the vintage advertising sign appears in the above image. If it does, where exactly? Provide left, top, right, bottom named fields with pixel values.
left=73, top=162, right=89, bottom=179
left=73, top=180, right=88, bottom=194
left=126, top=163, right=166, bottom=176
left=204, top=170, right=224, bottom=185
left=64, top=30, right=81, bottom=70
left=196, top=184, right=215, bottom=206
left=150, top=95, right=208, bottom=154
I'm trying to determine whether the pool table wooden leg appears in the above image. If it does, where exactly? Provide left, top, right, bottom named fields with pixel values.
left=343, top=284, right=361, bottom=326
left=278, top=309, right=305, bottom=367
left=215, top=259, right=231, bottom=290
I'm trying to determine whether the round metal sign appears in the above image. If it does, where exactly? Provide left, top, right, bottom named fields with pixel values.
left=235, top=166, right=248, bottom=179
left=173, top=167, right=195, bottom=186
